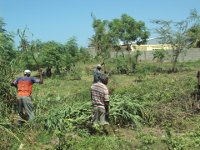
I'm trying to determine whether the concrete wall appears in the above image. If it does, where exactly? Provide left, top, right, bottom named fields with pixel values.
left=88, top=48, right=200, bottom=62
left=138, top=48, right=200, bottom=62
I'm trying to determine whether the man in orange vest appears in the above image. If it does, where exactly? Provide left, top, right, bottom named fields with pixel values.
left=11, top=69, right=43, bottom=126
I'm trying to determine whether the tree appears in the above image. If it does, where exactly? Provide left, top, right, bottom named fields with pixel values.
left=152, top=10, right=200, bottom=72
left=17, top=28, right=41, bottom=70
left=117, top=14, right=149, bottom=46
left=152, top=49, right=167, bottom=63
left=109, top=14, right=149, bottom=71
left=153, top=20, right=189, bottom=72
left=152, top=49, right=168, bottom=71
left=89, top=14, right=149, bottom=72
left=64, top=37, right=80, bottom=68
left=108, top=19, right=124, bottom=58
left=79, top=47, right=91, bottom=64
left=40, top=41, right=65, bottom=75
left=187, top=9, right=200, bottom=48
left=65, top=37, right=79, bottom=58
left=0, top=18, right=16, bottom=74
left=134, top=49, right=142, bottom=64
left=89, top=14, right=111, bottom=57
left=187, top=25, right=200, bottom=47
left=40, top=38, right=79, bottom=75
left=17, top=27, right=31, bottom=68
left=29, top=39, right=43, bottom=69
left=0, top=18, right=16, bottom=116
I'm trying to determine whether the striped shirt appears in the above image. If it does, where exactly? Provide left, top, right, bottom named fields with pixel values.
left=91, top=82, right=109, bottom=109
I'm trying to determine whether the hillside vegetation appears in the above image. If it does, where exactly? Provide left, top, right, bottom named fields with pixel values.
left=1, top=61, right=200, bottom=150
left=1, top=10, right=200, bottom=150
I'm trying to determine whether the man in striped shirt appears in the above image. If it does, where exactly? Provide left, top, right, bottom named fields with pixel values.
left=91, top=74, right=109, bottom=125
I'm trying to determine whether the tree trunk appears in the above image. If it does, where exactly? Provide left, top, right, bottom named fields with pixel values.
left=144, top=50, right=147, bottom=60
left=172, top=49, right=180, bottom=72
left=55, top=63, right=61, bottom=75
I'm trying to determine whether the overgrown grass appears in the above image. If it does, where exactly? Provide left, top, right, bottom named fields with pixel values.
left=1, top=61, right=200, bottom=149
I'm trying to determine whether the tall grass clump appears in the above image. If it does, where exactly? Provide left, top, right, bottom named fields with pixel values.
left=110, top=94, right=143, bottom=127
left=113, top=72, right=197, bottom=126
left=34, top=100, right=91, bottom=132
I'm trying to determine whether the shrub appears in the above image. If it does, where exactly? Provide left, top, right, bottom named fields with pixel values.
left=110, top=94, right=143, bottom=127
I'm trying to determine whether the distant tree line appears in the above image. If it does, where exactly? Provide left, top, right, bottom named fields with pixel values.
left=0, top=10, right=200, bottom=77
left=89, top=10, right=200, bottom=72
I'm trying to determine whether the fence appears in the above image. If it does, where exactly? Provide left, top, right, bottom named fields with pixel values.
left=87, top=48, right=200, bottom=62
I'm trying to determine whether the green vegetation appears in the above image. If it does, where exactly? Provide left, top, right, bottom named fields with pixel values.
left=152, top=9, right=200, bottom=72
left=1, top=61, right=200, bottom=150
left=1, top=10, right=200, bottom=150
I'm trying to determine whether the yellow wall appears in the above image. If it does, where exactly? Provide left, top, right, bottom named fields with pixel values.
left=131, top=44, right=172, bottom=51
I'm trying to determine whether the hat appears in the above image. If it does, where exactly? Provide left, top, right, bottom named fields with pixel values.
left=24, top=70, right=31, bottom=74
left=97, top=64, right=101, bottom=68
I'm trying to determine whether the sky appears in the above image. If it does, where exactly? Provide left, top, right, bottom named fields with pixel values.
left=1, top=0, right=200, bottom=47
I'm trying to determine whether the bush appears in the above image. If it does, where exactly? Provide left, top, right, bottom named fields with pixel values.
left=115, top=56, right=128, bottom=74
left=110, top=94, right=143, bottom=127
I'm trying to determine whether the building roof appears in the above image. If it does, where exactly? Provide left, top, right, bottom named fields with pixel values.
left=146, top=38, right=162, bottom=45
